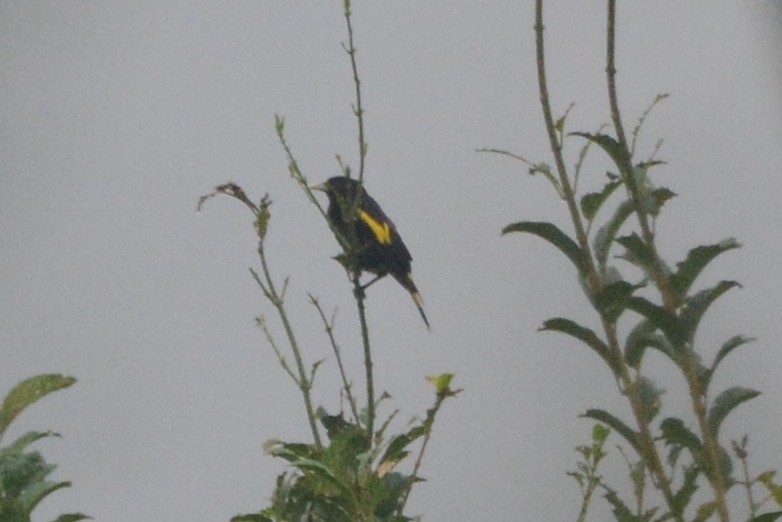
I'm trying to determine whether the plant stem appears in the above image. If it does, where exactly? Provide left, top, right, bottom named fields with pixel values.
left=342, top=0, right=375, bottom=443
left=309, top=294, right=360, bottom=423
left=605, top=2, right=730, bottom=520
left=343, top=0, right=367, bottom=184
left=604, top=0, right=673, bottom=311
left=257, top=241, right=323, bottom=449
left=533, top=0, right=598, bottom=291
left=353, top=276, right=375, bottom=441
left=397, top=386, right=454, bottom=515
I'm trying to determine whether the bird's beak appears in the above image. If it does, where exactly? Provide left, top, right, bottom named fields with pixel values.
left=309, top=182, right=327, bottom=192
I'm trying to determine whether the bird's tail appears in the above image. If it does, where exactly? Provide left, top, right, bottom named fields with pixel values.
left=392, top=272, right=430, bottom=329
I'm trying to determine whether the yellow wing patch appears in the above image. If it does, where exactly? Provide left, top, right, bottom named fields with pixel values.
left=358, top=209, right=392, bottom=244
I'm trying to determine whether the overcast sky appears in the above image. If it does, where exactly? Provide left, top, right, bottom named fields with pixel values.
left=2, top=2, right=782, bottom=521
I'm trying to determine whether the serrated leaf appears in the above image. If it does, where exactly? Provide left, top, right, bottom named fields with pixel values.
left=669, top=239, right=741, bottom=303
left=0, top=375, right=76, bottom=441
left=602, top=485, right=642, bottom=522
left=539, top=318, right=615, bottom=372
left=502, top=221, right=588, bottom=276
left=581, top=180, right=621, bottom=222
left=707, top=387, right=761, bottom=437
left=581, top=409, right=640, bottom=453
left=594, top=200, right=634, bottom=273
left=680, top=281, right=740, bottom=343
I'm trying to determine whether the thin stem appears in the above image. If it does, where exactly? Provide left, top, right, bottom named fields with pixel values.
left=353, top=275, right=375, bottom=441
left=200, top=184, right=323, bottom=448
left=342, top=0, right=375, bottom=443
left=257, top=241, right=323, bottom=449
left=534, top=0, right=600, bottom=294
left=309, top=294, right=360, bottom=423
left=397, top=388, right=453, bottom=515
left=605, top=0, right=674, bottom=311
left=343, top=0, right=367, bottom=184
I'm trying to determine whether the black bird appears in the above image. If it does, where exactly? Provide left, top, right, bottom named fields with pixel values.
left=310, top=176, right=429, bottom=328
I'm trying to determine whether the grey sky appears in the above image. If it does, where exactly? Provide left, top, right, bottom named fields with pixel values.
left=2, top=2, right=781, bottom=520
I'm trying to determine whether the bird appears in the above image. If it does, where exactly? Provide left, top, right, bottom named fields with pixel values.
left=310, top=176, right=429, bottom=328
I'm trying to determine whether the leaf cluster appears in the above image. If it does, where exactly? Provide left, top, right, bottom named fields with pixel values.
left=0, top=374, right=88, bottom=522
left=233, top=375, right=459, bottom=522
left=501, top=88, right=772, bottom=521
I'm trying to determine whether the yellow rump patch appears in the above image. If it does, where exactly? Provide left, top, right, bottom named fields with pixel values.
left=358, top=210, right=392, bottom=244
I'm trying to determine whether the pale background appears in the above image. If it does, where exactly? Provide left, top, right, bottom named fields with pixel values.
left=2, top=1, right=781, bottom=520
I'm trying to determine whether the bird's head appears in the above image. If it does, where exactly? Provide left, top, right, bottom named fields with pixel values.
left=309, top=176, right=361, bottom=201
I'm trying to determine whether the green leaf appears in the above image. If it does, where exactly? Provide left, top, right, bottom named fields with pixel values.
left=581, top=409, right=640, bottom=453
left=616, top=233, right=656, bottom=275
left=594, top=200, right=634, bottom=273
left=0, top=455, right=49, bottom=500
left=539, top=318, right=615, bottom=372
left=751, top=513, right=782, bottom=522
left=707, top=387, right=761, bottom=437
left=572, top=133, right=630, bottom=174
left=636, top=377, right=663, bottom=422
left=8, top=431, right=60, bottom=453
left=580, top=180, right=621, bottom=223
left=671, top=465, right=701, bottom=514
left=502, top=221, right=588, bottom=276
left=758, top=471, right=782, bottom=507
left=425, top=373, right=454, bottom=394
left=660, top=418, right=702, bottom=450
left=625, top=296, right=686, bottom=346
left=380, top=426, right=425, bottom=469
left=602, top=485, right=645, bottom=522
left=680, top=281, right=740, bottom=343
left=0, top=375, right=76, bottom=441
left=708, top=335, right=755, bottom=382
left=20, top=480, right=71, bottom=514
left=692, top=501, right=717, bottom=522
left=594, top=281, right=637, bottom=322
left=528, top=162, right=562, bottom=194
left=669, top=239, right=741, bottom=303
left=624, top=320, right=673, bottom=368
left=231, top=514, right=273, bottom=522
left=647, top=187, right=677, bottom=216
left=52, top=514, right=92, bottom=522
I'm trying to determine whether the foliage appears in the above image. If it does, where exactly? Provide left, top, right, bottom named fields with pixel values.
left=0, top=374, right=89, bottom=522
left=492, top=1, right=780, bottom=521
